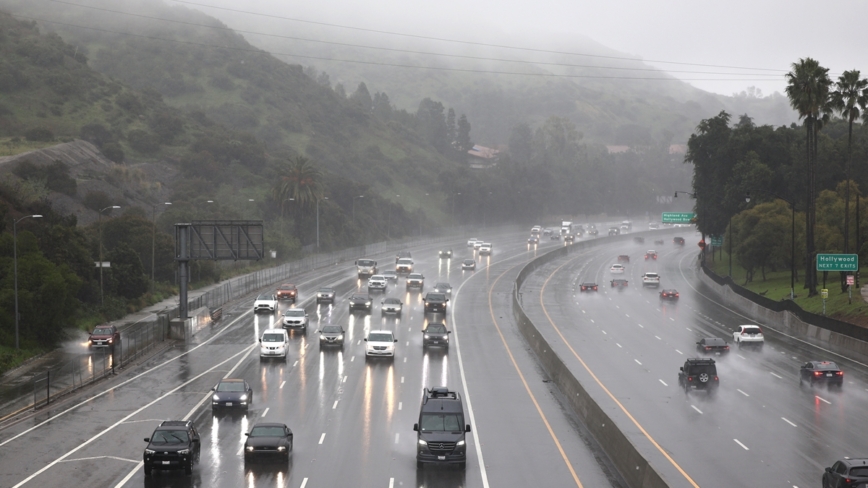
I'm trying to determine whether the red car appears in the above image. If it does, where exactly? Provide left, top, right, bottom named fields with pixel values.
left=89, top=325, right=120, bottom=347
left=660, top=289, right=679, bottom=300
left=580, top=282, right=599, bottom=292
left=276, top=284, right=298, bottom=302
left=645, top=250, right=658, bottom=260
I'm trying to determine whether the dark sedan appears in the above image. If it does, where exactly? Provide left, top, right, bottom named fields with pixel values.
left=528, top=236, right=539, bottom=244
left=211, top=378, right=253, bottom=411
left=673, top=236, right=685, bottom=245
left=659, top=289, right=679, bottom=300
left=316, top=287, right=336, bottom=304
left=348, top=293, right=373, bottom=313
left=318, top=325, right=345, bottom=347
left=244, top=423, right=293, bottom=462
left=696, top=337, right=730, bottom=356
left=579, top=282, right=598, bottom=292
left=610, top=279, right=628, bottom=288
left=800, top=360, right=844, bottom=387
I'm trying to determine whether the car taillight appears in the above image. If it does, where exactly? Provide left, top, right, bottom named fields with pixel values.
left=724, top=346, right=729, bottom=350
left=675, top=293, right=679, bottom=297
left=714, top=376, right=719, bottom=381
left=687, top=376, right=693, bottom=382
left=705, top=346, right=711, bottom=350
left=814, top=371, right=822, bottom=376
left=593, top=286, right=598, bottom=290
left=741, top=331, right=747, bottom=335
left=836, top=371, right=844, bottom=376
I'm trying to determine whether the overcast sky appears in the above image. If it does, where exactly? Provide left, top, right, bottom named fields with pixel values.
left=175, top=0, right=868, bottom=97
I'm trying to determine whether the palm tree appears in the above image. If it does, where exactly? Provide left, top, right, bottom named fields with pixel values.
left=830, top=71, right=868, bottom=257
left=272, top=156, right=323, bottom=216
left=785, top=58, right=832, bottom=296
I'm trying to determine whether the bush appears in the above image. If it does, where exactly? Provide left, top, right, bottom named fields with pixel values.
left=127, top=129, right=160, bottom=154
left=24, top=126, right=54, bottom=142
left=13, top=160, right=77, bottom=196
left=100, top=142, right=125, bottom=163
left=80, top=122, right=115, bottom=148
left=115, top=92, right=143, bottom=113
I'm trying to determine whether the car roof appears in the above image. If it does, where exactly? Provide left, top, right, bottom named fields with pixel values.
left=368, top=330, right=393, bottom=335
left=370, top=275, right=385, bottom=279
left=383, top=297, right=401, bottom=303
left=278, top=284, right=296, bottom=288
left=257, top=293, right=273, bottom=298
left=250, top=422, right=288, bottom=429
left=611, top=264, right=624, bottom=267
left=218, top=378, right=245, bottom=384
left=702, top=337, right=726, bottom=345
left=261, top=329, right=286, bottom=336
left=464, top=259, right=474, bottom=262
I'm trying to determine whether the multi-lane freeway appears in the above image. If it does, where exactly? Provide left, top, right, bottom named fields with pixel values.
left=2, top=223, right=865, bottom=488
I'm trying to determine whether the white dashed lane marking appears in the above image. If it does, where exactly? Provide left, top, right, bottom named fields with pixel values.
left=659, top=379, right=668, bottom=386
left=816, top=396, right=831, bottom=405
left=691, top=405, right=703, bottom=414
left=770, top=372, right=783, bottom=379
left=781, top=417, right=797, bottom=427
left=319, top=433, right=326, bottom=444
left=734, top=439, right=749, bottom=450
left=737, top=389, right=749, bottom=397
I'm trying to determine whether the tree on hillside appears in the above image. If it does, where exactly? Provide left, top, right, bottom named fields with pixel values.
left=508, top=124, right=533, bottom=164
left=685, top=111, right=736, bottom=238
left=372, top=92, right=392, bottom=120
left=272, top=156, right=323, bottom=217
left=446, top=109, right=456, bottom=144
left=456, top=114, right=473, bottom=153
left=785, top=58, right=832, bottom=296
left=829, top=70, right=868, bottom=288
left=350, top=82, right=373, bottom=112
left=415, top=98, right=448, bottom=153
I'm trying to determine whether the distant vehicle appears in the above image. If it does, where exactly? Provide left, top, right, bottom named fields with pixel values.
left=276, top=283, right=298, bottom=302
left=406, top=273, right=425, bottom=290
left=143, top=420, right=201, bottom=476
left=414, top=387, right=471, bottom=469
left=528, top=236, right=539, bottom=244
left=318, top=325, right=345, bottom=346
left=253, top=293, right=277, bottom=314
left=696, top=337, right=729, bottom=356
left=608, top=227, right=620, bottom=236
left=610, top=264, right=626, bottom=274
left=422, top=323, right=450, bottom=349
left=617, top=254, right=630, bottom=263
left=649, top=222, right=659, bottom=229
left=587, top=227, right=598, bottom=236
left=621, top=220, right=633, bottom=231
left=433, top=282, right=453, bottom=295
left=731, top=325, right=764, bottom=349
left=355, top=258, right=378, bottom=278
left=550, top=233, right=561, bottom=241
left=659, top=289, right=679, bottom=300
left=396, top=251, right=413, bottom=263
left=654, top=239, right=665, bottom=245
left=543, top=228, right=553, bottom=236
left=473, top=241, right=484, bottom=250
left=396, top=258, right=414, bottom=274
left=365, top=330, right=397, bottom=358
left=645, top=250, right=658, bottom=260
left=619, top=225, right=630, bottom=234
left=281, top=308, right=308, bottom=331
left=439, top=249, right=453, bottom=258
left=610, top=279, right=628, bottom=288
left=673, top=237, right=685, bottom=245
left=467, top=238, right=479, bottom=247
left=368, top=274, right=387, bottom=293
left=382, top=270, right=398, bottom=282
left=564, top=234, right=574, bottom=243
left=800, top=361, right=844, bottom=387
left=561, top=221, right=572, bottom=235
left=479, top=243, right=492, bottom=255
left=211, top=378, right=253, bottom=411
left=89, top=325, right=120, bottom=348
left=244, top=423, right=292, bottom=463
left=381, top=297, right=403, bottom=315
left=642, top=272, right=660, bottom=287
left=633, top=236, right=644, bottom=244
left=259, top=329, right=289, bottom=360
left=579, top=282, right=598, bottom=292
left=462, top=259, right=476, bottom=271
left=316, top=287, right=336, bottom=303
left=348, top=293, right=373, bottom=313
left=823, top=458, right=868, bottom=488
left=678, top=358, right=719, bottom=394
left=531, top=226, right=542, bottom=235
left=423, top=292, right=449, bottom=314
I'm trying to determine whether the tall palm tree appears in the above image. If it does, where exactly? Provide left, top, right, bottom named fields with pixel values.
left=785, top=58, right=832, bottom=296
left=272, top=156, right=324, bottom=216
left=830, top=71, right=868, bottom=261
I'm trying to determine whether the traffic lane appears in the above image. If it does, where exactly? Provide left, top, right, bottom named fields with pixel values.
left=524, top=242, right=864, bottom=486
left=452, top=249, right=625, bottom=487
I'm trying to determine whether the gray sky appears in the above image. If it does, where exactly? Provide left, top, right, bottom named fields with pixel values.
left=175, top=0, right=868, bottom=97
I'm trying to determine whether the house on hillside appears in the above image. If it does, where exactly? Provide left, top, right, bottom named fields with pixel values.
left=468, top=145, right=499, bottom=169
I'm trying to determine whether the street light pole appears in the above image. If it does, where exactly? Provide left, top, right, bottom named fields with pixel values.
left=13, top=214, right=42, bottom=350
left=99, top=205, right=121, bottom=306
left=151, top=202, right=171, bottom=294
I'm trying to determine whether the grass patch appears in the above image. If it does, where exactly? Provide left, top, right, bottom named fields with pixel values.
left=707, top=251, right=868, bottom=325
left=0, top=344, right=50, bottom=375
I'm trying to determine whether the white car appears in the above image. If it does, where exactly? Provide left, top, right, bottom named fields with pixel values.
left=396, top=258, right=414, bottom=274
left=282, top=308, right=308, bottom=331
left=368, top=275, right=387, bottom=293
left=381, top=297, right=403, bottom=315
left=253, top=293, right=277, bottom=313
left=467, top=237, right=479, bottom=247
left=479, top=243, right=492, bottom=255
left=259, top=329, right=289, bottom=360
left=365, top=330, right=397, bottom=358
left=642, top=272, right=660, bottom=287
left=473, top=241, right=483, bottom=250
left=732, top=325, right=764, bottom=348
left=609, top=264, right=626, bottom=274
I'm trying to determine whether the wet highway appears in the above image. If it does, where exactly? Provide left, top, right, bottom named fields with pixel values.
left=0, top=228, right=626, bottom=488
left=519, top=230, right=868, bottom=487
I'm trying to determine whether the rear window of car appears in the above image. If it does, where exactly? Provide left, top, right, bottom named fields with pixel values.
left=689, top=365, right=717, bottom=375
left=704, top=338, right=726, bottom=346
left=814, top=362, right=840, bottom=371
left=742, top=327, right=762, bottom=334
left=850, top=467, right=868, bottom=476
left=645, top=273, right=659, bottom=278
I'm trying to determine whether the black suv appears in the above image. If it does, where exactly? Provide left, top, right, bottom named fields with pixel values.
left=423, top=323, right=451, bottom=349
left=824, top=458, right=868, bottom=488
left=678, top=358, right=719, bottom=393
left=143, top=420, right=201, bottom=476
left=413, top=387, right=471, bottom=469
left=423, top=292, right=449, bottom=314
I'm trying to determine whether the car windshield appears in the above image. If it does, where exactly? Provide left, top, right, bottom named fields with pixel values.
left=352, top=295, right=369, bottom=300
left=371, top=275, right=385, bottom=280
left=216, top=381, right=245, bottom=392
left=427, top=324, right=447, bottom=333
left=464, top=260, right=474, bottom=264
left=358, top=260, right=375, bottom=266
left=427, top=294, right=446, bottom=301
left=257, top=294, right=272, bottom=300
left=284, top=309, right=305, bottom=317
left=420, top=413, right=464, bottom=432
left=368, top=333, right=393, bottom=342
left=319, top=288, right=334, bottom=294
left=322, top=326, right=343, bottom=334
left=384, top=298, right=400, bottom=304
left=93, top=327, right=112, bottom=335
left=814, top=362, right=839, bottom=371
left=397, top=259, right=413, bottom=265
left=151, top=430, right=189, bottom=443
left=262, top=334, right=284, bottom=342
left=409, top=274, right=423, bottom=279
left=279, top=285, right=295, bottom=290
left=435, top=283, right=450, bottom=289
left=250, top=426, right=285, bottom=437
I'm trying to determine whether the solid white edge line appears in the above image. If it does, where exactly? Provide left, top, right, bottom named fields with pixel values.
left=770, top=372, right=783, bottom=379
left=12, top=344, right=254, bottom=488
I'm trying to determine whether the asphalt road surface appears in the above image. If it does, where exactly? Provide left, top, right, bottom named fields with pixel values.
left=0, top=226, right=627, bottom=488
left=519, top=230, right=868, bottom=487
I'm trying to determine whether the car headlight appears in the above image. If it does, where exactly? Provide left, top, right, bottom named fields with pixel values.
left=107, top=338, right=113, bottom=343
left=457, top=440, right=465, bottom=446
left=240, top=395, right=248, bottom=401
left=365, top=302, right=371, bottom=306
left=177, top=449, right=190, bottom=455
left=246, top=446, right=254, bottom=452
left=337, top=335, right=343, bottom=340
left=418, top=439, right=427, bottom=446
left=277, top=446, right=286, bottom=452
left=145, top=449, right=155, bottom=455
left=212, top=394, right=219, bottom=401
left=424, top=334, right=430, bottom=339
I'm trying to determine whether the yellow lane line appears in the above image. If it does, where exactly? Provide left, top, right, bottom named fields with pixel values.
left=539, top=255, right=700, bottom=488
left=487, top=265, right=584, bottom=488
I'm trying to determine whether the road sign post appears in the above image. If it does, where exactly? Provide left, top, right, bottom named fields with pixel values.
left=821, top=288, right=828, bottom=315
left=661, top=212, right=696, bottom=224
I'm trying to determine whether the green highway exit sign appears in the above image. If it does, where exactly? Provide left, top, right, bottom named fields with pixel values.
left=816, top=253, right=858, bottom=272
left=662, top=212, right=695, bottom=224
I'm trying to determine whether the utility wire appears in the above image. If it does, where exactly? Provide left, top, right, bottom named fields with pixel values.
left=48, top=0, right=782, bottom=78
